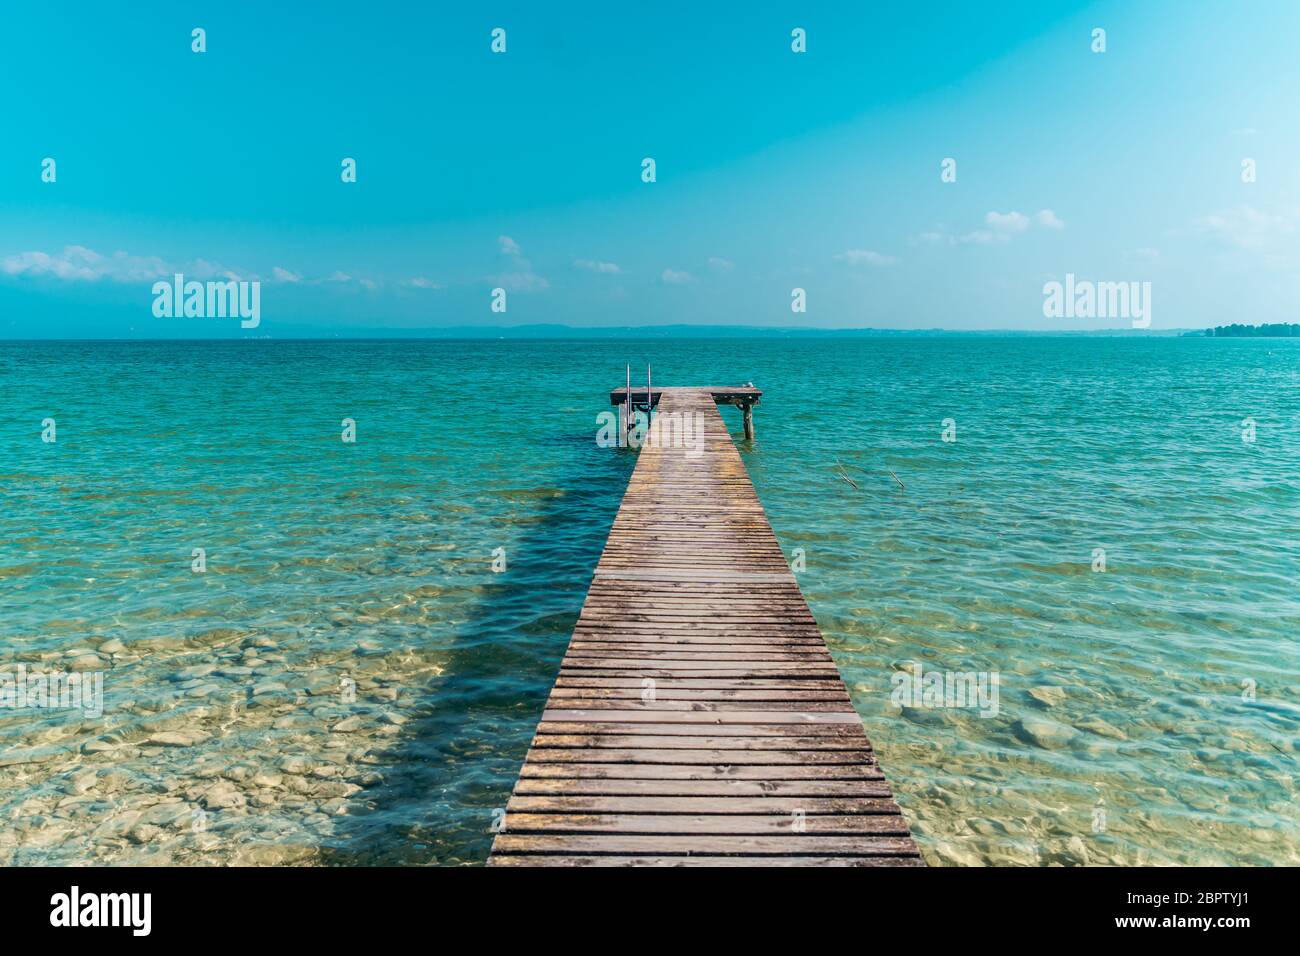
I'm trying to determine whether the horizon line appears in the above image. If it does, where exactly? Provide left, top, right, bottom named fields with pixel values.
left=0, top=323, right=1226, bottom=343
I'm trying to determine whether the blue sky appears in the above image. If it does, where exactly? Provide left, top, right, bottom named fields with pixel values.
left=2, top=0, right=1299, bottom=336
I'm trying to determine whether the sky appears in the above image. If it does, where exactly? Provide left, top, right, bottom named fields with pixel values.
left=2, top=0, right=1299, bottom=337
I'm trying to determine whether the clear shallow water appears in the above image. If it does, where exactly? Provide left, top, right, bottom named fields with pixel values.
left=1, top=338, right=1296, bottom=866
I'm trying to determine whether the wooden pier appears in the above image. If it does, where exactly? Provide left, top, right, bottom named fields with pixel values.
left=488, top=385, right=922, bottom=866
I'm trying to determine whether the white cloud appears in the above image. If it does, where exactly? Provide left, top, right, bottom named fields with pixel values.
left=1, top=244, right=533, bottom=297
left=0, top=246, right=444, bottom=295
left=707, top=257, right=734, bottom=271
left=1033, top=209, right=1065, bottom=230
left=916, top=209, right=1065, bottom=247
left=834, top=249, right=898, bottom=266
left=660, top=268, right=694, bottom=284
left=491, top=236, right=548, bottom=291
left=3, top=246, right=156, bottom=281
left=1195, top=205, right=1293, bottom=250
left=493, top=272, right=550, bottom=292
left=280, top=268, right=381, bottom=288
left=190, top=258, right=241, bottom=281
left=986, top=211, right=1031, bottom=233
left=574, top=258, right=622, bottom=274
left=0, top=245, right=239, bottom=282
left=1, top=247, right=107, bottom=280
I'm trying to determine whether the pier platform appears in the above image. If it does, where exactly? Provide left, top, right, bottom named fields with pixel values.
left=488, top=386, right=921, bottom=866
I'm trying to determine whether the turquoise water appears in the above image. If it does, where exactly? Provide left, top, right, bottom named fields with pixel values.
left=1, top=338, right=1297, bottom=865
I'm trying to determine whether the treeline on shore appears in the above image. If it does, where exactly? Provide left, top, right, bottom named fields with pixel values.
left=1207, top=323, right=1300, bottom=337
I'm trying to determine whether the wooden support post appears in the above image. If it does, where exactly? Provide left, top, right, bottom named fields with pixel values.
left=742, top=402, right=755, bottom=441
left=623, top=364, right=631, bottom=446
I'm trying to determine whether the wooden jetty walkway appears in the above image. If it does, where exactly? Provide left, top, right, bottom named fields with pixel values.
left=488, top=385, right=922, bottom=866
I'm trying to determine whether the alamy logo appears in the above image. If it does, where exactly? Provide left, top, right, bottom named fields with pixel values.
left=50, top=887, right=151, bottom=936
left=596, top=410, right=705, bottom=457
left=152, top=273, right=261, bottom=329
left=1042, top=273, right=1151, bottom=328
left=891, top=662, right=1000, bottom=717
left=0, top=664, right=102, bottom=718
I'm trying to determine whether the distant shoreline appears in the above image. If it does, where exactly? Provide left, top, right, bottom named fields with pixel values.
left=0, top=324, right=1259, bottom=342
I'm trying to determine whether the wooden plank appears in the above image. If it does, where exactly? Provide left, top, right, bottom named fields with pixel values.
left=546, top=689, right=852, bottom=702
left=517, top=763, right=885, bottom=780
left=532, top=734, right=864, bottom=750
left=488, top=386, right=919, bottom=867
left=534, top=720, right=866, bottom=736
left=488, top=855, right=926, bottom=867
left=512, top=779, right=894, bottom=797
left=506, top=795, right=902, bottom=814
left=540, top=709, right=862, bottom=723
left=492, top=834, right=920, bottom=856
left=502, top=814, right=913, bottom=835
left=551, top=678, right=846, bottom=688
left=521, top=747, right=875, bottom=765
left=540, top=702, right=857, bottom=713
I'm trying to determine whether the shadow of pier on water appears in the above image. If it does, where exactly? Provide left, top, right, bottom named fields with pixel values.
left=319, top=433, right=635, bottom=866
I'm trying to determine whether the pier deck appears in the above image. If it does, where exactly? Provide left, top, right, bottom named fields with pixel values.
left=488, top=386, right=922, bottom=866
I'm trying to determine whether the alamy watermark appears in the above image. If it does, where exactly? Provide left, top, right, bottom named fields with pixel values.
left=152, top=273, right=260, bottom=329
left=891, top=662, right=999, bottom=717
left=1, top=664, right=103, bottom=718
left=49, top=886, right=150, bottom=936
left=596, top=409, right=705, bottom=458
left=1043, top=273, right=1151, bottom=328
